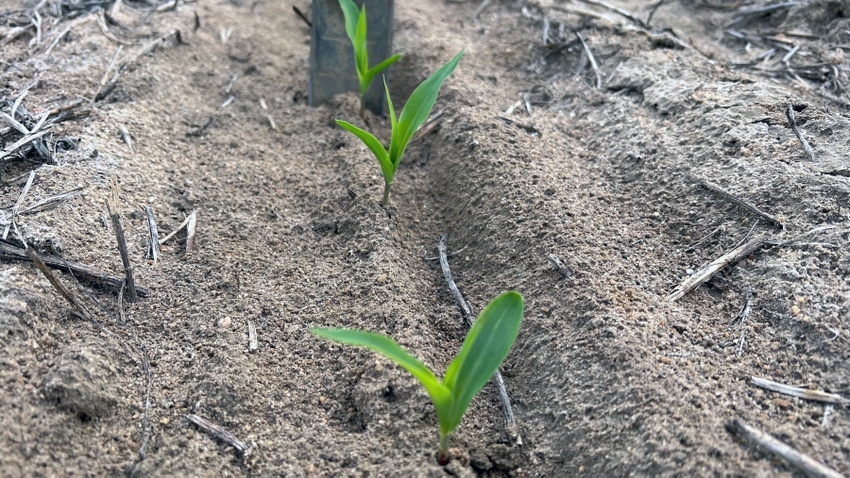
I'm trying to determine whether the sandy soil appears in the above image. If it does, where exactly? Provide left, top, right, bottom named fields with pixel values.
left=1, top=0, right=849, bottom=475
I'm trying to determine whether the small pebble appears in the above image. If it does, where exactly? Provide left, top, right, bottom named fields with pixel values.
left=219, top=316, right=233, bottom=328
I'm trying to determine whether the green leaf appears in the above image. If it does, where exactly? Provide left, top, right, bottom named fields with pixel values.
left=389, top=49, right=464, bottom=167
left=335, top=120, right=394, bottom=185
left=353, top=7, right=369, bottom=87
left=338, top=0, right=359, bottom=42
left=440, top=291, right=524, bottom=435
left=362, top=54, right=402, bottom=97
left=312, top=328, right=452, bottom=406
left=384, top=76, right=397, bottom=156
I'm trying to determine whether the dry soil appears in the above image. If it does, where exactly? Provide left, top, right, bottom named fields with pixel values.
left=1, top=0, right=849, bottom=476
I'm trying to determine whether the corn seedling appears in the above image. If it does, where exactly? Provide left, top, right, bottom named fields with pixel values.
left=338, top=0, right=402, bottom=117
left=336, top=49, right=463, bottom=205
left=312, top=290, right=523, bottom=464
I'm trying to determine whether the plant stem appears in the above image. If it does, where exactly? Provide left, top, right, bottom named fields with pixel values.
left=382, top=182, right=391, bottom=206
left=437, top=433, right=450, bottom=465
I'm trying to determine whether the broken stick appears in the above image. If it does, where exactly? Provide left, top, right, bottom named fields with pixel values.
left=575, top=31, right=602, bottom=89
left=667, top=233, right=772, bottom=301
left=547, top=253, right=573, bottom=279
left=727, top=418, right=843, bottom=478
left=0, top=239, right=149, bottom=296
left=696, top=178, right=784, bottom=230
left=185, top=210, right=197, bottom=253
left=437, top=233, right=520, bottom=443
left=247, top=319, right=258, bottom=352
left=750, top=377, right=849, bottom=406
left=106, top=183, right=138, bottom=302
left=25, top=244, right=93, bottom=320
left=186, top=413, right=251, bottom=458
left=145, top=206, right=160, bottom=263
left=785, top=103, right=815, bottom=161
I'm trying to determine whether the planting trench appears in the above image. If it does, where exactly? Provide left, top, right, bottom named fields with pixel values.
left=1, top=0, right=849, bottom=476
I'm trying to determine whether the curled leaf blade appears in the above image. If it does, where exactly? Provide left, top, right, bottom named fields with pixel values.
left=441, top=291, right=523, bottom=434
left=363, top=54, right=402, bottom=95
left=354, top=7, right=369, bottom=90
left=338, top=0, right=359, bottom=42
left=335, top=120, right=394, bottom=185
left=390, top=49, right=464, bottom=166
left=384, top=76, right=397, bottom=152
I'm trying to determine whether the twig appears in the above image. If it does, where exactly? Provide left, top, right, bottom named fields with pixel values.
left=666, top=233, right=772, bottom=301
left=12, top=90, right=28, bottom=122
left=94, top=30, right=182, bottom=102
left=782, top=44, right=801, bottom=65
left=785, top=104, right=815, bottom=161
left=117, top=281, right=126, bottom=324
left=138, top=346, right=153, bottom=460
left=0, top=239, right=150, bottom=296
left=474, top=0, right=492, bottom=19
left=98, top=45, right=124, bottom=90
left=547, top=253, right=573, bottom=279
left=156, top=0, right=181, bottom=13
left=155, top=0, right=180, bottom=13
left=224, top=73, right=239, bottom=94
left=145, top=206, right=160, bottom=263
left=106, top=182, right=138, bottom=302
left=158, top=211, right=194, bottom=245
left=496, top=116, right=541, bottom=136
left=118, top=124, right=133, bottom=152
left=17, top=186, right=85, bottom=215
left=97, top=9, right=135, bottom=45
left=719, top=290, right=752, bottom=354
left=44, top=14, right=94, bottom=55
left=185, top=210, right=197, bottom=253
left=696, top=178, right=784, bottom=230
left=822, top=405, right=834, bottom=427
left=577, top=0, right=646, bottom=27
left=727, top=418, right=843, bottom=478
left=25, top=245, right=93, bottom=320
left=0, top=111, right=30, bottom=135
left=0, top=129, right=52, bottom=161
left=437, top=234, right=520, bottom=443
left=292, top=5, right=311, bottom=28
left=645, top=0, right=666, bottom=27
left=750, top=377, right=849, bottom=406
left=574, top=31, right=602, bottom=89
left=728, top=290, right=753, bottom=329
left=186, top=414, right=251, bottom=458
left=4, top=170, right=35, bottom=240
left=247, top=319, right=258, bottom=352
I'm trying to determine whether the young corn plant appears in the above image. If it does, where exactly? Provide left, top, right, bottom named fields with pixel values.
left=338, top=0, right=402, bottom=117
left=336, top=49, right=463, bottom=206
left=312, top=290, right=523, bottom=464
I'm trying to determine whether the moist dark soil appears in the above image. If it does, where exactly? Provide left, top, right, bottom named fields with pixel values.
left=1, top=0, right=849, bottom=476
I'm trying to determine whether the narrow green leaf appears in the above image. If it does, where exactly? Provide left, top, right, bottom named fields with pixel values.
left=338, top=0, right=359, bottom=42
left=312, top=328, right=451, bottom=405
left=354, top=7, right=369, bottom=90
left=362, top=54, right=402, bottom=95
left=383, top=77, right=397, bottom=156
left=440, top=291, right=523, bottom=434
left=389, top=49, right=464, bottom=166
left=336, top=120, right=394, bottom=185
